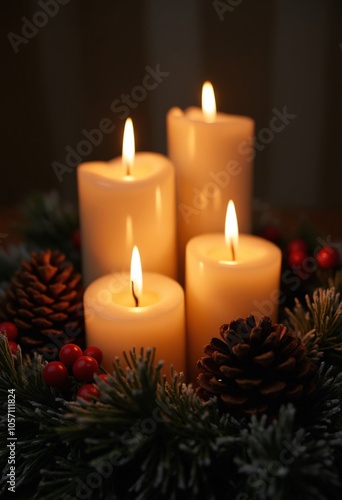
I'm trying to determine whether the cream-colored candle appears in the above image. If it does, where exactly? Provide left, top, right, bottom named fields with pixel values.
left=78, top=119, right=177, bottom=285
left=167, top=82, right=254, bottom=281
left=84, top=247, right=185, bottom=375
left=185, top=201, right=281, bottom=383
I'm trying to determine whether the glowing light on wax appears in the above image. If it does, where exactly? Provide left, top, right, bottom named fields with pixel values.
left=130, top=245, right=142, bottom=306
left=185, top=196, right=282, bottom=381
left=225, top=200, right=239, bottom=261
left=84, top=244, right=185, bottom=373
left=201, top=81, right=216, bottom=122
left=122, top=117, right=135, bottom=176
left=167, top=81, right=254, bottom=282
left=78, top=117, right=177, bottom=286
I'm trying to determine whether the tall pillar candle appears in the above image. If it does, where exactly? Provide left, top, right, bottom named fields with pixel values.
left=167, top=82, right=254, bottom=280
left=78, top=119, right=177, bottom=285
left=84, top=247, right=185, bottom=375
left=185, top=202, right=281, bottom=383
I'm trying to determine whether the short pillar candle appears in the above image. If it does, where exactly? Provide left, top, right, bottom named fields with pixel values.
left=185, top=201, right=281, bottom=383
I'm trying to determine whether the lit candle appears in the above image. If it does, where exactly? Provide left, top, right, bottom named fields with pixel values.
left=78, top=118, right=177, bottom=285
left=84, top=246, right=186, bottom=375
left=185, top=201, right=281, bottom=383
left=202, top=81, right=216, bottom=122
left=167, top=81, right=254, bottom=281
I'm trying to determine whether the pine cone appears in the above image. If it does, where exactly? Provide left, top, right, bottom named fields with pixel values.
left=0, top=249, right=84, bottom=358
left=197, top=315, right=316, bottom=416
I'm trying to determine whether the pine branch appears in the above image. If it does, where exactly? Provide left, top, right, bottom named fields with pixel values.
left=16, top=190, right=78, bottom=243
left=1, top=342, right=341, bottom=499
left=38, top=349, right=241, bottom=499
left=0, top=335, right=68, bottom=496
left=0, top=335, right=63, bottom=407
left=302, top=364, right=342, bottom=434
left=286, top=287, right=342, bottom=366
left=235, top=404, right=341, bottom=500
left=40, top=349, right=342, bottom=499
left=15, top=191, right=80, bottom=270
left=36, top=451, right=97, bottom=500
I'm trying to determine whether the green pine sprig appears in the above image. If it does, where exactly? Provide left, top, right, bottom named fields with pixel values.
left=0, top=335, right=341, bottom=499
left=0, top=335, right=68, bottom=496
left=235, top=404, right=341, bottom=500
left=15, top=190, right=81, bottom=270
left=37, top=349, right=241, bottom=499
left=286, top=287, right=342, bottom=366
left=36, top=349, right=342, bottom=500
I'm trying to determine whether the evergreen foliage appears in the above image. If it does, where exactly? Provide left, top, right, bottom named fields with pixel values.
left=1, top=336, right=341, bottom=499
left=286, top=288, right=342, bottom=367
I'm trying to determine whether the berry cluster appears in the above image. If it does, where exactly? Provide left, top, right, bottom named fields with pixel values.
left=0, top=321, right=108, bottom=402
left=42, top=343, right=107, bottom=401
left=287, top=239, right=340, bottom=275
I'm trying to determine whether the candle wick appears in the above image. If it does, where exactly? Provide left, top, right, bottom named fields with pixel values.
left=125, top=162, right=130, bottom=176
left=131, top=280, right=139, bottom=307
left=231, top=241, right=236, bottom=262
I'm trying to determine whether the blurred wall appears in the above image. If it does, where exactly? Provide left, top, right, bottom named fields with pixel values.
left=268, top=0, right=338, bottom=208
left=0, top=0, right=341, bottom=209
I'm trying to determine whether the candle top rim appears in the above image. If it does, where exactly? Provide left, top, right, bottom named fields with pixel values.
left=78, top=151, right=174, bottom=185
left=168, top=106, right=254, bottom=126
left=187, top=233, right=281, bottom=269
left=84, top=272, right=184, bottom=318
left=86, top=271, right=183, bottom=290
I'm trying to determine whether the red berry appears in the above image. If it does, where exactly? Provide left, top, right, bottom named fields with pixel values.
left=83, top=346, right=103, bottom=365
left=73, top=356, right=98, bottom=382
left=8, top=340, right=18, bottom=356
left=43, top=361, right=68, bottom=388
left=316, top=246, right=340, bottom=269
left=59, top=343, right=83, bottom=367
left=77, top=384, right=100, bottom=402
left=287, top=239, right=308, bottom=254
left=97, top=373, right=110, bottom=384
left=287, top=250, right=308, bottom=268
left=0, top=322, right=18, bottom=341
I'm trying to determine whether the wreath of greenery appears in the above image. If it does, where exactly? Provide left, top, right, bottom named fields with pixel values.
left=0, top=192, right=341, bottom=499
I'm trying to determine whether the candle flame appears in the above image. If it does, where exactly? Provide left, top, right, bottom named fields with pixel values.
left=201, top=81, right=216, bottom=122
left=225, top=200, right=239, bottom=261
left=130, top=245, right=142, bottom=305
left=122, top=118, right=135, bottom=176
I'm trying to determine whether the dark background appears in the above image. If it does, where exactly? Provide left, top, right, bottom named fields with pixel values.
left=0, top=0, right=341, bottom=209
